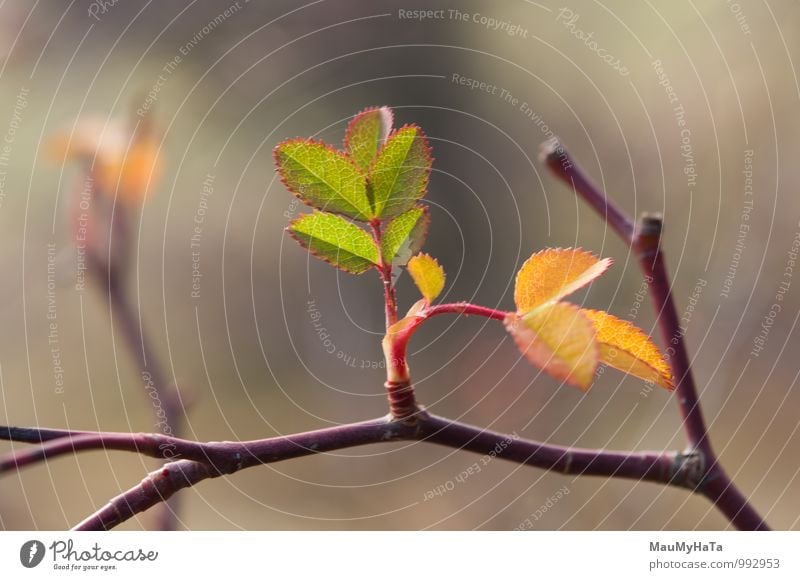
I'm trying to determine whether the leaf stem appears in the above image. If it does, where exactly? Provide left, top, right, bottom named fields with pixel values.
left=425, top=302, right=509, bottom=322
left=369, top=220, right=398, bottom=328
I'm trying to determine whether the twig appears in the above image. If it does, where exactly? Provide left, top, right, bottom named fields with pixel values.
left=540, top=138, right=769, bottom=530
left=2, top=412, right=702, bottom=530
left=90, top=239, right=185, bottom=529
left=540, top=138, right=635, bottom=245
left=1, top=138, right=771, bottom=531
left=425, top=302, right=509, bottom=321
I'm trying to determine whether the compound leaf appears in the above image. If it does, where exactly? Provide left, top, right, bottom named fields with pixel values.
left=505, top=302, right=598, bottom=390
left=381, top=205, right=429, bottom=266
left=369, top=125, right=432, bottom=219
left=274, top=139, right=372, bottom=221
left=288, top=211, right=378, bottom=274
left=407, top=253, right=445, bottom=304
left=514, top=248, right=612, bottom=313
left=582, top=309, right=673, bottom=390
left=344, top=106, right=393, bottom=174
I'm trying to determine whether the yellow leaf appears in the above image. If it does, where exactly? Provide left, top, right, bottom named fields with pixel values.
left=407, top=253, right=445, bottom=303
left=504, top=302, right=598, bottom=390
left=582, top=310, right=673, bottom=390
left=514, top=248, right=612, bottom=313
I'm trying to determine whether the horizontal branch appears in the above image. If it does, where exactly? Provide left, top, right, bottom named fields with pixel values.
left=0, top=418, right=409, bottom=476
left=419, top=414, right=684, bottom=485
left=2, top=412, right=697, bottom=530
left=425, top=303, right=509, bottom=322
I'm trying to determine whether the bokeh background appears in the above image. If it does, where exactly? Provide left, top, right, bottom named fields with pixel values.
left=0, top=0, right=798, bottom=530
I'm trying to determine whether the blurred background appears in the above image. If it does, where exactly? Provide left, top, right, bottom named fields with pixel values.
left=0, top=0, right=798, bottom=530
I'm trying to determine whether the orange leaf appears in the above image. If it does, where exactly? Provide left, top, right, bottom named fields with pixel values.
left=582, top=309, right=673, bottom=390
left=505, top=302, right=598, bottom=390
left=47, top=115, right=161, bottom=204
left=514, top=248, right=612, bottom=313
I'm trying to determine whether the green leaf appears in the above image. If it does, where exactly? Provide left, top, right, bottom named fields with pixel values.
left=344, top=106, right=393, bottom=174
left=407, top=253, right=445, bottom=303
left=274, top=139, right=372, bottom=221
left=369, top=125, right=432, bottom=219
left=380, top=205, right=429, bottom=265
left=288, top=211, right=379, bottom=274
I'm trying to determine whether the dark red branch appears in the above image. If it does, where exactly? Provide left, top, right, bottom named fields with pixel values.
left=2, top=413, right=700, bottom=530
left=540, top=138, right=769, bottom=531
left=90, top=240, right=186, bottom=530
left=419, top=415, right=685, bottom=485
left=635, top=215, right=711, bottom=457
left=540, top=138, right=635, bottom=245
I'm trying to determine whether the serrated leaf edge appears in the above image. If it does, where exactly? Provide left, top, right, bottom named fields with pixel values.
left=343, top=106, right=394, bottom=155
left=286, top=212, right=378, bottom=275
left=368, top=123, right=434, bottom=217
left=514, top=246, right=613, bottom=313
left=273, top=137, right=371, bottom=220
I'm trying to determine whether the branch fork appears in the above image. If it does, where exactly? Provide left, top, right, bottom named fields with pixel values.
left=0, top=138, right=769, bottom=531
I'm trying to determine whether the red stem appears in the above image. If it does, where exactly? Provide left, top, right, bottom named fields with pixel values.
left=370, top=220, right=416, bottom=419
left=425, top=302, right=509, bottom=322
left=369, top=220, right=398, bottom=328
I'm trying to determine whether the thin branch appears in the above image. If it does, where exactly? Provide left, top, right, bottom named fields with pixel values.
left=540, top=138, right=769, bottom=531
left=634, top=215, right=711, bottom=455
left=369, top=220, right=398, bottom=329
left=418, top=414, right=685, bottom=486
left=425, top=302, right=509, bottom=322
left=2, top=412, right=698, bottom=530
left=73, top=460, right=212, bottom=531
left=90, top=246, right=185, bottom=529
left=539, top=138, right=635, bottom=245
left=0, top=418, right=406, bottom=475
left=2, top=138, right=771, bottom=531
